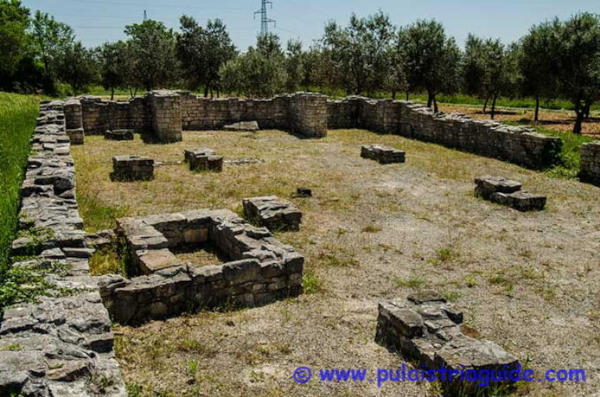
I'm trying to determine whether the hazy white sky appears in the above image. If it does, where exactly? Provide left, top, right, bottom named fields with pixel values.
left=21, top=0, right=600, bottom=50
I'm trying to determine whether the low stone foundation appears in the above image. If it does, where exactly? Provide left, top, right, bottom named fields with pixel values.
left=98, top=209, right=304, bottom=324
left=243, top=196, right=303, bottom=231
left=1, top=100, right=126, bottom=396
left=111, top=155, right=154, bottom=181
left=375, top=291, right=519, bottom=390
left=185, top=148, right=223, bottom=172
left=361, top=144, right=406, bottom=164
left=475, top=176, right=546, bottom=211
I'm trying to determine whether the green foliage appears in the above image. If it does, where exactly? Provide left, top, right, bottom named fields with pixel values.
left=302, top=272, right=322, bottom=294
left=555, top=13, right=600, bottom=133
left=176, top=16, right=236, bottom=96
left=220, top=33, right=287, bottom=97
left=56, top=41, right=98, bottom=94
left=0, top=92, right=39, bottom=273
left=96, top=41, right=131, bottom=99
left=0, top=0, right=30, bottom=77
left=0, top=260, right=72, bottom=314
left=125, top=19, right=177, bottom=91
left=398, top=19, right=461, bottom=111
left=321, top=11, right=396, bottom=95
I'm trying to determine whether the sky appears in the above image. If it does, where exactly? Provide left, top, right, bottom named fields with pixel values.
left=21, top=0, right=600, bottom=51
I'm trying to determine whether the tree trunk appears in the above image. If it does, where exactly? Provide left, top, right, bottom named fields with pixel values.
left=427, top=92, right=433, bottom=108
left=204, top=86, right=209, bottom=97
left=573, top=107, right=584, bottom=134
left=433, top=96, right=439, bottom=113
left=534, top=95, right=540, bottom=122
left=111, top=88, right=115, bottom=101
left=217, top=88, right=220, bottom=98
left=392, top=90, right=396, bottom=100
left=583, top=102, right=591, bottom=120
left=482, top=96, right=489, bottom=114
left=490, top=95, right=498, bottom=120
left=210, top=87, right=214, bottom=99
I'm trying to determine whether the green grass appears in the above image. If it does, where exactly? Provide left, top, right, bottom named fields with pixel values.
left=503, top=122, right=594, bottom=178
left=0, top=92, right=40, bottom=273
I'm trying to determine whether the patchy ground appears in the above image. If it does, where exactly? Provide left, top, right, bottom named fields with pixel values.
left=441, top=104, right=600, bottom=137
left=71, top=129, right=600, bottom=396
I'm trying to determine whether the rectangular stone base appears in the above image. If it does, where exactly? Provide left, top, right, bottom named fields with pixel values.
left=243, top=196, right=302, bottom=231
left=361, top=144, right=405, bottom=164
left=189, top=154, right=223, bottom=172
left=490, top=191, right=547, bottom=211
left=474, top=176, right=522, bottom=200
left=112, top=155, right=154, bottom=181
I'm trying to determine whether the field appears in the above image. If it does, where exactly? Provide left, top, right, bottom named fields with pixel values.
left=0, top=93, right=40, bottom=271
left=71, top=129, right=599, bottom=396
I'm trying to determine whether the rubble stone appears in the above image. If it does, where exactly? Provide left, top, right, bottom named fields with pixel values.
left=475, top=176, right=546, bottom=211
left=361, top=144, right=406, bottom=164
left=111, top=155, right=154, bottom=181
left=243, top=196, right=302, bottom=231
left=376, top=291, right=519, bottom=390
left=1, top=100, right=126, bottom=396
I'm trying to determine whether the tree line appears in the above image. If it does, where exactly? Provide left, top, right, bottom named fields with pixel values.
left=2, top=0, right=600, bottom=133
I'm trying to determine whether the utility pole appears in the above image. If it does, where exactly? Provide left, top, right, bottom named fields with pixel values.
left=254, top=0, right=276, bottom=36
left=143, top=10, right=147, bottom=21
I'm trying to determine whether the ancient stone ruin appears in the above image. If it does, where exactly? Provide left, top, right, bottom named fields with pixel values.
left=243, top=196, right=303, bottom=231
left=63, top=91, right=568, bottom=170
left=111, top=155, right=154, bottom=181
left=184, top=148, right=223, bottom=172
left=1, top=100, right=127, bottom=396
left=580, top=141, right=600, bottom=185
left=105, top=129, right=134, bottom=141
left=224, top=120, right=260, bottom=132
left=475, top=176, right=547, bottom=211
left=376, top=291, right=519, bottom=389
left=361, top=144, right=406, bottom=164
left=96, top=209, right=303, bottom=324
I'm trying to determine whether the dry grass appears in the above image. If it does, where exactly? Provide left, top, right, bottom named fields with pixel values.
left=72, top=129, right=600, bottom=396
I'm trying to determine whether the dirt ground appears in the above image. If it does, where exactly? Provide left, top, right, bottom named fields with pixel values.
left=72, top=129, right=600, bottom=396
left=441, top=104, right=600, bottom=137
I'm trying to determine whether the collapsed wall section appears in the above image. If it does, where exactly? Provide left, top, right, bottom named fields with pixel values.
left=1, top=101, right=126, bottom=396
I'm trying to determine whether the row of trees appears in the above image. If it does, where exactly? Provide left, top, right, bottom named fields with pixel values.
left=1, top=0, right=599, bottom=133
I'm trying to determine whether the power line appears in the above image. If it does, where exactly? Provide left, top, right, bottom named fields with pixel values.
left=254, top=0, right=276, bottom=35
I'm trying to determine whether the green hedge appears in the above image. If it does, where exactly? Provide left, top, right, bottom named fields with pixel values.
left=0, top=92, right=40, bottom=272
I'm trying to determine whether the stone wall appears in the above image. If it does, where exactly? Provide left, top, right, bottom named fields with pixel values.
left=1, top=101, right=126, bottom=396
left=66, top=91, right=563, bottom=169
left=99, top=209, right=304, bottom=325
left=327, top=97, right=562, bottom=170
left=579, top=142, right=600, bottom=185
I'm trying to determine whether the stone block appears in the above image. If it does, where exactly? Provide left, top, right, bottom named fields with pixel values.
left=136, top=248, right=181, bottom=274
left=474, top=176, right=522, bottom=199
left=243, top=196, right=302, bottom=231
left=490, top=191, right=546, bottom=211
left=105, top=129, right=134, bottom=140
left=66, top=128, right=84, bottom=145
left=189, top=152, right=223, bottom=172
left=361, top=144, right=406, bottom=164
left=112, top=155, right=154, bottom=181
left=184, top=148, right=214, bottom=162
left=224, top=120, right=259, bottom=132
